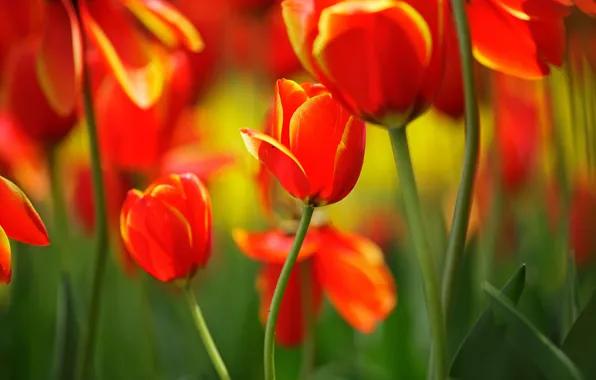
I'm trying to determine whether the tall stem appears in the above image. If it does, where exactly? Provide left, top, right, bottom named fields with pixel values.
left=442, top=0, right=481, bottom=325
left=264, top=206, right=315, bottom=380
left=389, top=128, right=446, bottom=380
left=183, top=285, right=231, bottom=380
left=49, top=147, right=75, bottom=380
left=75, top=38, right=110, bottom=380
left=299, top=262, right=315, bottom=380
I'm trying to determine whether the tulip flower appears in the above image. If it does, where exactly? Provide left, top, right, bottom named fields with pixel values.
left=240, top=79, right=366, bottom=207
left=120, top=173, right=212, bottom=282
left=575, top=0, right=596, bottom=15
left=233, top=223, right=396, bottom=346
left=0, top=176, right=50, bottom=283
left=1, top=0, right=203, bottom=119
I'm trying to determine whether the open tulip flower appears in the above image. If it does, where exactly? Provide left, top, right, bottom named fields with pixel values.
left=240, top=79, right=366, bottom=207
left=120, top=173, right=212, bottom=283
left=233, top=219, right=396, bottom=346
left=0, top=176, right=50, bottom=283
left=2, top=0, right=203, bottom=120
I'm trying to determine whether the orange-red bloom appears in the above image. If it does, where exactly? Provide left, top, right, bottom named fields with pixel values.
left=240, top=79, right=365, bottom=206
left=0, top=176, right=50, bottom=283
left=120, top=173, right=212, bottom=282
left=282, top=0, right=451, bottom=126
left=2, top=0, right=203, bottom=119
left=233, top=224, right=396, bottom=346
left=467, top=0, right=570, bottom=78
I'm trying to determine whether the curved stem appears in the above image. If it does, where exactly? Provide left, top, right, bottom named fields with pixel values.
left=183, top=285, right=231, bottom=380
left=264, top=205, right=315, bottom=380
left=75, top=43, right=110, bottom=380
left=299, top=262, right=315, bottom=380
left=442, top=0, right=481, bottom=326
left=389, top=128, right=446, bottom=380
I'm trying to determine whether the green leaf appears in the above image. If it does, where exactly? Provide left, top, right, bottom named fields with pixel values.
left=484, top=283, right=584, bottom=380
left=562, top=291, right=596, bottom=378
left=449, top=264, right=528, bottom=380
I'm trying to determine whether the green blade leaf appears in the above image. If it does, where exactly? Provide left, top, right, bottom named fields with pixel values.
left=562, top=291, right=596, bottom=378
left=484, top=283, right=584, bottom=380
left=449, top=264, right=528, bottom=380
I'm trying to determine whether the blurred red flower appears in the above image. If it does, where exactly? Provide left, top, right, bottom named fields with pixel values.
left=120, top=173, right=212, bottom=282
left=0, top=176, right=50, bottom=283
left=240, top=79, right=365, bottom=206
left=233, top=223, right=396, bottom=346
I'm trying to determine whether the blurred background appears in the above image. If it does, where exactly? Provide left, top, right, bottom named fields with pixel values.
left=1, top=1, right=596, bottom=379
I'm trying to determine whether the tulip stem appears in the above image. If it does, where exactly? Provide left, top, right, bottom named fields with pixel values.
left=299, top=262, right=315, bottom=380
left=389, top=128, right=446, bottom=380
left=75, top=42, right=110, bottom=380
left=48, top=147, right=76, bottom=380
left=442, top=0, right=481, bottom=328
left=264, top=205, right=315, bottom=380
left=183, top=284, right=231, bottom=380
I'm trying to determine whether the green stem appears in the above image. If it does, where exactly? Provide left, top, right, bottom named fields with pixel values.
left=264, top=205, right=315, bottom=380
left=299, top=262, right=315, bottom=380
left=389, top=128, right=446, bottom=380
left=183, top=284, right=231, bottom=380
left=75, top=41, right=110, bottom=380
left=49, top=147, right=75, bottom=380
left=442, top=0, right=481, bottom=326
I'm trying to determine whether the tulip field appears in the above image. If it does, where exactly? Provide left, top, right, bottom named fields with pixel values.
left=2, top=1, right=596, bottom=380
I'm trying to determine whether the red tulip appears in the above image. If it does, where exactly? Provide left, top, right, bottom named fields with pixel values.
left=233, top=224, right=396, bottom=346
left=467, top=0, right=570, bottom=79
left=120, top=173, right=212, bottom=282
left=0, top=176, right=50, bottom=283
left=1, top=0, right=203, bottom=118
left=96, top=49, right=194, bottom=172
left=282, top=0, right=451, bottom=127
left=240, top=79, right=365, bottom=207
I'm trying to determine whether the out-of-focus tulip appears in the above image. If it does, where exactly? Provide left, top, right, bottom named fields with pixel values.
left=233, top=223, right=396, bottom=346
left=0, top=112, right=48, bottom=201
left=96, top=49, right=193, bottom=172
left=467, top=0, right=571, bottom=79
left=282, top=0, right=452, bottom=127
left=240, top=79, right=365, bottom=206
left=0, top=176, right=50, bottom=283
left=1, top=0, right=203, bottom=117
left=2, top=42, right=76, bottom=145
left=120, top=173, right=212, bottom=282
left=574, top=0, right=596, bottom=16
left=232, top=3, right=303, bottom=79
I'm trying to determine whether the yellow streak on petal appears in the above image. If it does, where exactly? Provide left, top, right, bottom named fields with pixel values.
left=124, top=0, right=204, bottom=52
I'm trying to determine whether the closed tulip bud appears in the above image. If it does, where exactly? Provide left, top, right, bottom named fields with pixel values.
left=240, top=79, right=366, bottom=207
left=120, top=173, right=212, bottom=283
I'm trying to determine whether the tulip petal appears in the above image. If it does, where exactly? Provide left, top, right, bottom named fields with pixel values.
left=467, top=0, right=560, bottom=78
left=490, top=0, right=572, bottom=20
left=36, top=0, right=82, bottom=117
left=0, top=176, right=49, bottom=246
left=125, top=196, right=194, bottom=281
left=315, top=227, right=396, bottom=332
left=273, top=79, right=309, bottom=146
left=177, top=174, right=212, bottom=267
left=320, top=116, right=366, bottom=204
left=575, top=0, right=596, bottom=15
left=0, top=227, right=11, bottom=284
left=80, top=0, right=164, bottom=109
left=232, top=229, right=319, bottom=263
left=122, top=0, right=204, bottom=52
left=120, top=189, right=143, bottom=248
left=240, top=128, right=310, bottom=200
left=256, top=261, right=323, bottom=347
left=312, top=1, right=432, bottom=124
left=289, top=93, right=348, bottom=200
